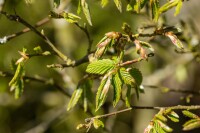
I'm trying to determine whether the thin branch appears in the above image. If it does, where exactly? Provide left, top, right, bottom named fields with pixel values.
left=0, top=70, right=71, bottom=97
left=1, top=17, right=50, bottom=42
left=0, top=11, right=70, bottom=62
left=85, top=105, right=200, bottom=122
left=47, top=53, right=90, bottom=68
left=144, top=85, right=200, bottom=96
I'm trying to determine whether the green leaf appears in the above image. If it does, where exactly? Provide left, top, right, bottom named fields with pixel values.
left=62, top=12, right=81, bottom=23
left=159, top=0, right=178, bottom=14
left=125, top=85, right=131, bottom=107
left=112, top=72, right=122, bottom=107
left=83, top=80, right=93, bottom=112
left=182, top=110, right=199, bottom=119
left=156, top=120, right=173, bottom=132
left=96, top=76, right=111, bottom=111
left=81, top=0, right=92, bottom=26
left=86, top=59, right=115, bottom=75
left=154, top=120, right=167, bottom=133
left=119, top=68, right=135, bottom=85
left=114, top=0, right=122, bottom=12
left=77, top=0, right=82, bottom=14
left=101, top=0, right=109, bottom=8
left=183, top=119, right=200, bottom=131
left=128, top=68, right=143, bottom=85
left=14, top=78, right=24, bottom=99
left=150, top=0, right=160, bottom=21
left=174, top=0, right=182, bottom=16
left=67, top=86, right=83, bottom=111
left=140, top=41, right=155, bottom=52
left=155, top=114, right=167, bottom=122
left=167, top=111, right=179, bottom=122
left=9, top=63, right=24, bottom=87
left=54, top=0, right=60, bottom=8
left=93, top=118, right=104, bottom=129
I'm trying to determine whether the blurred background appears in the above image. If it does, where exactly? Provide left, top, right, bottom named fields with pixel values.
left=0, top=0, right=200, bottom=133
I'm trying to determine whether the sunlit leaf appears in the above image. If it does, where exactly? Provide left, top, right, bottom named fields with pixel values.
left=174, top=0, right=183, bottom=16
left=119, top=68, right=135, bottom=85
left=9, top=63, right=24, bottom=87
left=167, top=111, right=179, bottom=122
left=86, top=59, right=115, bottom=75
left=81, top=0, right=92, bottom=26
left=93, top=118, right=104, bottom=129
left=101, top=0, right=109, bottom=8
left=150, top=0, right=159, bottom=21
left=114, top=0, right=122, bottom=12
left=183, top=119, right=200, bottom=131
left=182, top=110, right=199, bottom=119
left=112, top=72, right=122, bottom=107
left=67, top=86, right=83, bottom=111
left=96, top=76, right=111, bottom=111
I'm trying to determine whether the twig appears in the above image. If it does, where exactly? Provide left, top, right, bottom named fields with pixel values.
left=0, top=11, right=70, bottom=62
left=144, top=85, right=200, bottom=96
left=0, top=70, right=71, bottom=97
left=2, top=17, right=50, bottom=42
left=47, top=53, right=90, bottom=68
left=85, top=105, right=200, bottom=122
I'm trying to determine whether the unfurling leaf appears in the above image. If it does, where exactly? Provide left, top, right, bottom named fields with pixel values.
left=9, top=63, right=25, bottom=99
left=125, top=85, right=131, bottom=107
left=96, top=76, right=111, bottom=111
left=112, top=72, right=122, bottom=107
left=165, top=32, right=184, bottom=49
left=86, top=59, right=115, bottom=75
left=81, top=0, right=92, bottom=26
left=150, top=0, right=159, bottom=21
left=101, top=0, right=109, bottom=8
left=182, top=110, right=199, bottom=119
left=156, top=120, right=173, bottom=132
left=67, top=86, right=83, bottom=111
left=114, top=0, right=122, bottom=12
left=93, top=118, right=104, bottom=129
left=167, top=111, right=179, bottom=122
left=183, top=119, right=200, bottom=131
left=9, top=63, right=24, bottom=87
left=175, top=0, right=183, bottom=16
left=62, top=12, right=81, bottom=23
left=155, top=114, right=167, bottom=122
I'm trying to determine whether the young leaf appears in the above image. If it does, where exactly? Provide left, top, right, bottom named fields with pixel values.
left=67, top=86, right=83, bottom=111
left=14, top=78, right=24, bottom=99
left=96, top=76, right=111, bottom=111
left=112, top=72, right=122, bottom=107
left=128, top=68, right=143, bottom=85
left=101, top=0, right=109, bottom=8
left=167, top=111, right=179, bottom=122
left=86, top=59, right=115, bottom=75
left=183, top=119, right=200, bottom=131
left=93, top=118, right=104, bottom=129
left=165, top=32, right=184, bottom=49
left=156, top=120, right=173, bottom=132
left=62, top=12, right=81, bottom=23
left=150, top=0, right=160, bottom=21
left=174, top=0, right=183, bottom=16
left=81, top=0, right=92, bottom=26
left=125, top=85, right=131, bottom=107
left=9, top=63, right=24, bottom=87
left=77, top=0, right=82, bottom=14
left=114, top=0, right=122, bottom=12
left=119, top=68, right=135, bottom=85
left=182, top=110, right=199, bottom=119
